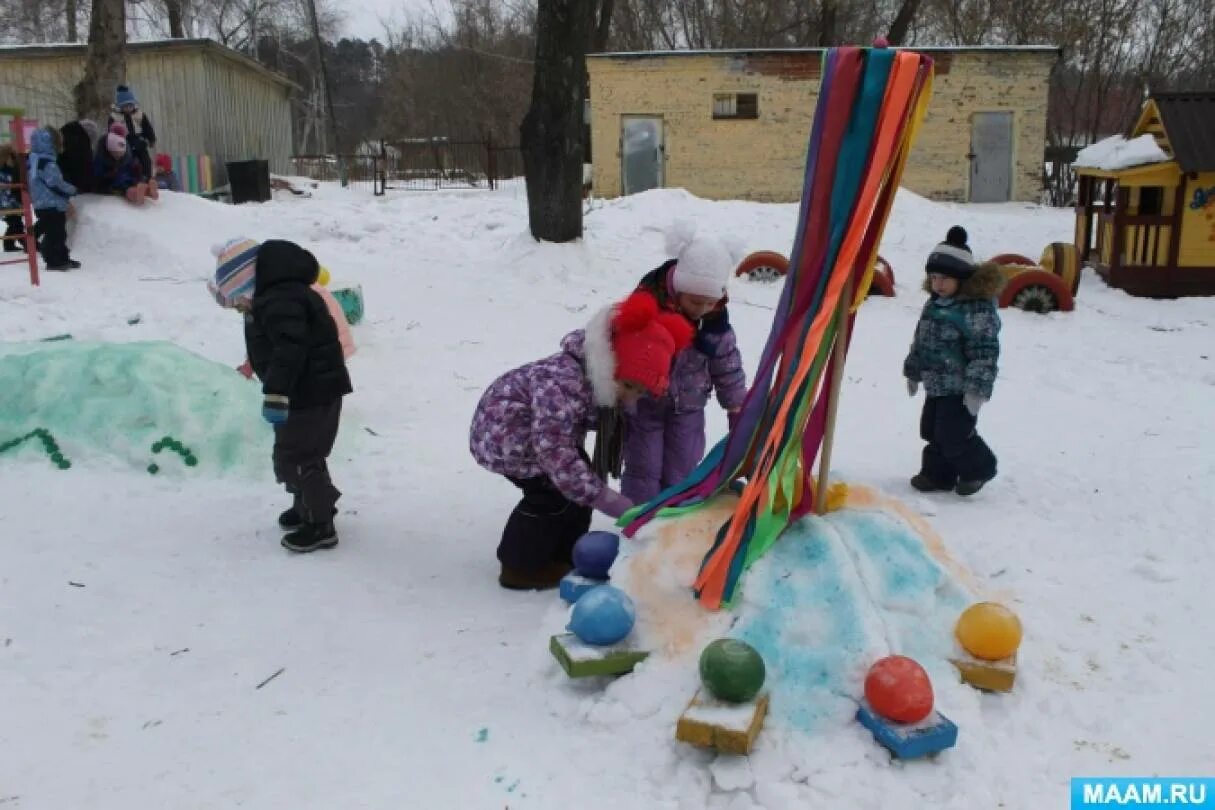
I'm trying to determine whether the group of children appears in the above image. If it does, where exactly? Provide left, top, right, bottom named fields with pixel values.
left=0, top=84, right=165, bottom=271
left=205, top=224, right=1003, bottom=577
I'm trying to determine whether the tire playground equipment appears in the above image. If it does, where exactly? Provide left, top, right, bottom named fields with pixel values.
left=735, top=250, right=896, bottom=297
left=992, top=242, right=1079, bottom=314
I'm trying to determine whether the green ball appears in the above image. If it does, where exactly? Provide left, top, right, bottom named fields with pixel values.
left=147, top=463, right=159, bottom=475
left=50, top=453, right=64, bottom=464
left=698, top=639, right=766, bottom=704
left=57, top=460, right=71, bottom=470
left=184, top=455, right=198, bottom=467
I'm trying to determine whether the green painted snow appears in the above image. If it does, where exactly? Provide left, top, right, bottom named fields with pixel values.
left=0, top=341, right=272, bottom=475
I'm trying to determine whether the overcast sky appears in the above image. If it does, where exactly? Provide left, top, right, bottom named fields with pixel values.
left=340, top=0, right=443, bottom=42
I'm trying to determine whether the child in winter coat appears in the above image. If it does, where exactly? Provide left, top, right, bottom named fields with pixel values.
left=471, top=292, right=694, bottom=590
left=208, top=237, right=354, bottom=553
left=94, top=127, right=159, bottom=205
left=28, top=127, right=78, bottom=271
left=112, top=85, right=157, bottom=183
left=154, top=153, right=180, bottom=192
left=0, top=144, right=26, bottom=253
left=59, top=120, right=97, bottom=194
left=621, top=226, right=747, bottom=504
left=237, top=277, right=354, bottom=378
left=903, top=226, right=1005, bottom=497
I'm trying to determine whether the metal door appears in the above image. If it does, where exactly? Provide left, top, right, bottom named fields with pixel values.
left=621, top=117, right=663, bottom=195
left=969, top=112, right=1013, bottom=202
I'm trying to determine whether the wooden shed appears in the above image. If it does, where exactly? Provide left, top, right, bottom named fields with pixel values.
left=0, top=39, right=295, bottom=188
left=1074, top=91, right=1215, bottom=298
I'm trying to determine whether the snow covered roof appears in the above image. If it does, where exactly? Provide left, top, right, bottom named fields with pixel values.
left=1074, top=134, right=1170, bottom=172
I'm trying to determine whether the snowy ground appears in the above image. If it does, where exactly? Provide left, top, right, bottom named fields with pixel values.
left=1, top=182, right=1213, bottom=809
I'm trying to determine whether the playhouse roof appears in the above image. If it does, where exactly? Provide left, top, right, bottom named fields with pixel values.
left=1075, top=133, right=1170, bottom=172
left=1147, top=91, right=1215, bottom=173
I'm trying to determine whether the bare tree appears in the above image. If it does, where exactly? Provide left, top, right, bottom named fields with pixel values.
left=521, top=0, right=595, bottom=241
left=886, top=0, right=924, bottom=44
left=74, top=0, right=127, bottom=123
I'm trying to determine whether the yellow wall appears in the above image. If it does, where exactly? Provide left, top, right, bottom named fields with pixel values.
left=588, top=49, right=1056, bottom=203
left=1179, top=172, right=1215, bottom=268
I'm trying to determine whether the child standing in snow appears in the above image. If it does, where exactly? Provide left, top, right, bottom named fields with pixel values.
left=208, top=238, right=354, bottom=552
left=28, top=127, right=78, bottom=271
left=1, top=145, right=26, bottom=253
left=621, top=224, right=747, bottom=504
left=471, top=292, right=694, bottom=590
left=903, top=226, right=1005, bottom=496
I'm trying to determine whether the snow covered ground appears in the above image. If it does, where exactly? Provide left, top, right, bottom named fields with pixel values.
left=1, top=183, right=1212, bottom=809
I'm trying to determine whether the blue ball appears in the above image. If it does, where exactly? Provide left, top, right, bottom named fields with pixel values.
left=572, top=531, right=620, bottom=579
left=567, top=585, right=636, bottom=646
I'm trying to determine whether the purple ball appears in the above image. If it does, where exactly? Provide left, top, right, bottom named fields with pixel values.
left=572, top=531, right=620, bottom=579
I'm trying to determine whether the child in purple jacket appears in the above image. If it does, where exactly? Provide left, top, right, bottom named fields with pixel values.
left=621, top=226, right=748, bottom=504
left=471, top=292, right=693, bottom=590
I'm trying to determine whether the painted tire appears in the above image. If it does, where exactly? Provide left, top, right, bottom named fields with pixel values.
left=990, top=253, right=1037, bottom=267
left=999, top=270, right=1075, bottom=313
left=735, top=250, right=790, bottom=282
left=1039, top=242, right=1081, bottom=297
left=869, top=255, right=895, bottom=297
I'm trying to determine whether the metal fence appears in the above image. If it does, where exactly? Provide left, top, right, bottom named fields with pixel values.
left=291, top=138, right=524, bottom=195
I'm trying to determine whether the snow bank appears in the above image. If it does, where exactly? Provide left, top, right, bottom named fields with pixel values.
left=0, top=341, right=270, bottom=475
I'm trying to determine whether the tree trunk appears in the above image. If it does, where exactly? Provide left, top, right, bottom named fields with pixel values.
left=885, top=0, right=923, bottom=45
left=592, top=0, right=615, bottom=52
left=66, top=0, right=78, bottom=42
left=73, top=0, right=126, bottom=124
left=166, top=0, right=185, bottom=37
left=818, top=0, right=837, bottom=47
left=521, top=0, right=595, bottom=243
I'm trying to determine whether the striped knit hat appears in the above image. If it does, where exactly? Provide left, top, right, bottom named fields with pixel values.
left=925, top=226, right=975, bottom=280
left=207, top=238, right=260, bottom=308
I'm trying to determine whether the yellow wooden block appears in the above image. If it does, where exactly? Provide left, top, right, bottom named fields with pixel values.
left=675, top=689, right=769, bottom=755
left=950, top=650, right=1017, bottom=692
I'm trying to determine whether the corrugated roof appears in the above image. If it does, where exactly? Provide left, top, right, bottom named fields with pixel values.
left=0, top=39, right=296, bottom=90
left=590, top=45, right=1060, bottom=58
left=1152, top=91, right=1215, bottom=172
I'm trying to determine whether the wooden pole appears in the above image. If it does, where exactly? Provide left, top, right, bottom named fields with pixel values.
left=815, top=267, right=856, bottom=514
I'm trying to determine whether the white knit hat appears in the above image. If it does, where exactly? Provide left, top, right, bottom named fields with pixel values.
left=666, top=219, right=733, bottom=300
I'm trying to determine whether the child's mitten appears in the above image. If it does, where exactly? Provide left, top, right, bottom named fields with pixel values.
left=963, top=392, right=986, bottom=416
left=262, top=395, right=289, bottom=424
left=592, top=487, right=633, bottom=519
left=906, top=378, right=919, bottom=397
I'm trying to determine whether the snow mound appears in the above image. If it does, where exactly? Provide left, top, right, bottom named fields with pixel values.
left=0, top=340, right=270, bottom=475
left=1074, top=134, right=1169, bottom=171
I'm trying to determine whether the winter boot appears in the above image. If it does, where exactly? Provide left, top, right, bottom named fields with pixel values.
left=278, top=500, right=336, bottom=530
left=910, top=473, right=954, bottom=493
left=955, top=477, right=992, bottom=497
left=281, top=521, right=338, bottom=553
left=498, top=561, right=572, bottom=591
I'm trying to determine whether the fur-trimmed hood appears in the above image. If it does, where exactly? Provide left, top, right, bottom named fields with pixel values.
left=923, top=261, right=1005, bottom=300
left=560, top=304, right=618, bottom=408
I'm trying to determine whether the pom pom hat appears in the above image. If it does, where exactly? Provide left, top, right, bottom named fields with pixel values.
left=666, top=219, right=734, bottom=300
left=610, top=292, right=694, bottom=397
left=925, top=226, right=976, bottom=280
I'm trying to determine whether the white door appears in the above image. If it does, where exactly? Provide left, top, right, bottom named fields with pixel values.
left=621, top=117, right=663, bottom=195
left=969, top=112, right=1013, bottom=202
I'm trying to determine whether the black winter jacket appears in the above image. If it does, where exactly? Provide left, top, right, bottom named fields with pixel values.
left=245, top=240, right=353, bottom=408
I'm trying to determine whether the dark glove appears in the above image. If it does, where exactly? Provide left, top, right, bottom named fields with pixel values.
left=262, top=394, right=289, bottom=424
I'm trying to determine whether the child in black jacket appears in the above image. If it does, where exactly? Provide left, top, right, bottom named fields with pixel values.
left=208, top=237, right=354, bottom=552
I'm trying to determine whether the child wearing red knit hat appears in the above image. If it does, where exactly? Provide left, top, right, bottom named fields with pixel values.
left=470, top=292, right=694, bottom=590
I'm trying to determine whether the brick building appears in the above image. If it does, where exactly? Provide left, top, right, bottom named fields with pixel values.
left=587, top=47, right=1059, bottom=204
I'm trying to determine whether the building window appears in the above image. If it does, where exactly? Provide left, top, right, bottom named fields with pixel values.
left=713, top=93, right=759, bottom=120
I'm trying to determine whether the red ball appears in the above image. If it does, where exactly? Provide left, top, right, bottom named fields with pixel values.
left=863, top=655, right=934, bottom=724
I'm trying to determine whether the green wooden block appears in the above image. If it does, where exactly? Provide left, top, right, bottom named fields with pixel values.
left=549, top=633, right=649, bottom=679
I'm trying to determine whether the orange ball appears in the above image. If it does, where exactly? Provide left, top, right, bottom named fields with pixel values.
left=864, top=655, right=934, bottom=724
left=956, top=602, right=1022, bottom=661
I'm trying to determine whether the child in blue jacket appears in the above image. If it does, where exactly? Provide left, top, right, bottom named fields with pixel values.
left=28, top=127, right=78, bottom=271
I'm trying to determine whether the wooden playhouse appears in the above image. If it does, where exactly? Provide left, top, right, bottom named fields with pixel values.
left=1073, top=91, right=1215, bottom=298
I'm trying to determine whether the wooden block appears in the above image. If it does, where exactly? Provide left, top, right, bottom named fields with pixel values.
left=559, top=573, right=608, bottom=604
left=676, top=689, right=769, bottom=755
left=950, top=650, right=1017, bottom=693
left=549, top=633, right=648, bottom=678
left=856, top=699, right=958, bottom=760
